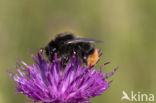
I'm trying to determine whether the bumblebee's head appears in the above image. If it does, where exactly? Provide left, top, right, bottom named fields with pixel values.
left=87, top=49, right=99, bottom=66
left=45, top=40, right=58, bottom=62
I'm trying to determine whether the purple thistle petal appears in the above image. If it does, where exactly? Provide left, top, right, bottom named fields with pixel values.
left=8, top=50, right=117, bottom=103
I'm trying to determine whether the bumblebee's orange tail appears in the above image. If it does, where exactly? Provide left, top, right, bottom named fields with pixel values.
left=87, top=49, right=99, bottom=66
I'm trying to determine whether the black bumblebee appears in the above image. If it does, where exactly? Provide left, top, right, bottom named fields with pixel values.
left=44, top=32, right=103, bottom=67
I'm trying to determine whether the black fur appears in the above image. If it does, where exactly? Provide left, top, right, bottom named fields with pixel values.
left=44, top=32, right=96, bottom=67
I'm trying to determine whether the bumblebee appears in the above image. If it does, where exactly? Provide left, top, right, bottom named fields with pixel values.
left=44, top=32, right=103, bottom=67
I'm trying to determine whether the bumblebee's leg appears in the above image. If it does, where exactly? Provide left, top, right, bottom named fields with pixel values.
left=61, top=56, right=70, bottom=68
left=74, top=45, right=87, bottom=65
left=83, top=55, right=88, bottom=65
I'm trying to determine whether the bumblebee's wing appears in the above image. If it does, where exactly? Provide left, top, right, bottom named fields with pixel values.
left=66, top=38, right=104, bottom=44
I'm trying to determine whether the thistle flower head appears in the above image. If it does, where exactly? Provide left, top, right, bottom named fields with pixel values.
left=8, top=50, right=117, bottom=103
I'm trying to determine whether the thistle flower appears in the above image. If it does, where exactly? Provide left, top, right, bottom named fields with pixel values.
left=8, top=50, right=117, bottom=103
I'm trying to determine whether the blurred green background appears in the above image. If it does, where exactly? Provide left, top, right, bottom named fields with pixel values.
left=0, top=0, right=156, bottom=103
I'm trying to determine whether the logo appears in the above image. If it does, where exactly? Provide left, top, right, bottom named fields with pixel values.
left=121, top=91, right=155, bottom=102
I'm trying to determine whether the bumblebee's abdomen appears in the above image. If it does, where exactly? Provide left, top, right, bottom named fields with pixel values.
left=87, top=49, right=99, bottom=66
